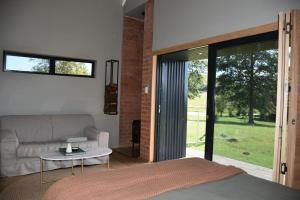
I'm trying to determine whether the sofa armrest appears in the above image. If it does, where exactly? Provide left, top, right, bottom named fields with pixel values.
left=0, top=129, right=19, bottom=164
left=84, top=127, right=109, bottom=148
left=0, top=129, right=19, bottom=143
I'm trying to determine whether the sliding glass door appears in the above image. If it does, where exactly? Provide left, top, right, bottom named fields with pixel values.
left=154, top=31, right=281, bottom=181
left=206, top=32, right=278, bottom=180
left=155, top=47, right=209, bottom=161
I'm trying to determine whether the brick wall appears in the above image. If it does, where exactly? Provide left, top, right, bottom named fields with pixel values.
left=119, top=17, right=144, bottom=147
left=140, top=0, right=154, bottom=161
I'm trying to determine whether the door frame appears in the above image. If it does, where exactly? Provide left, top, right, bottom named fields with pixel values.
left=151, top=22, right=278, bottom=162
left=284, top=10, right=300, bottom=189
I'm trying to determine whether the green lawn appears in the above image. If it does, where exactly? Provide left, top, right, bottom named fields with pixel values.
left=188, top=93, right=207, bottom=112
left=187, top=97, right=275, bottom=169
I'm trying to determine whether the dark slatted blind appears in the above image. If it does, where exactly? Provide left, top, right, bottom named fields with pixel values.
left=155, top=58, right=188, bottom=161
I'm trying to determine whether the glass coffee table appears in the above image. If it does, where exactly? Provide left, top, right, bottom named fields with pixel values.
left=40, top=147, right=112, bottom=188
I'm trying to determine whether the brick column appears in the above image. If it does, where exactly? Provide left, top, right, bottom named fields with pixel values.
left=140, top=0, right=154, bottom=161
left=119, top=17, right=144, bottom=147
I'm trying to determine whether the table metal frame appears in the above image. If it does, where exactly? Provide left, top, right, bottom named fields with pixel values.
left=40, top=154, right=110, bottom=189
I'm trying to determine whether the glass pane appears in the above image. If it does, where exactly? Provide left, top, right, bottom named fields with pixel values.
left=55, top=60, right=93, bottom=76
left=5, top=55, right=50, bottom=73
left=186, top=60, right=208, bottom=159
left=186, top=46, right=208, bottom=159
left=213, top=39, right=278, bottom=180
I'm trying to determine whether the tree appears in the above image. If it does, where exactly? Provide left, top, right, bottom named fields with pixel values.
left=216, top=41, right=278, bottom=124
left=31, top=59, right=49, bottom=73
left=31, top=60, right=89, bottom=75
left=55, top=61, right=89, bottom=75
left=215, top=95, right=226, bottom=117
left=188, top=59, right=207, bottom=99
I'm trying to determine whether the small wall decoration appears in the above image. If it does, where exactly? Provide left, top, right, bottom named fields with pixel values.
left=104, top=59, right=119, bottom=115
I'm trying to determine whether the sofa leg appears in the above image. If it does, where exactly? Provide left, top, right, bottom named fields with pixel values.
left=107, top=156, right=110, bottom=168
left=71, top=160, right=74, bottom=175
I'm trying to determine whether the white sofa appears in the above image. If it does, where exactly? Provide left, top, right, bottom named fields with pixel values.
left=0, top=114, right=109, bottom=177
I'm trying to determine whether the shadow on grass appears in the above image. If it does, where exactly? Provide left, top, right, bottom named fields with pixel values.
left=187, top=142, right=205, bottom=148
left=215, top=120, right=275, bottom=128
left=188, top=119, right=206, bottom=122
left=188, top=118, right=274, bottom=128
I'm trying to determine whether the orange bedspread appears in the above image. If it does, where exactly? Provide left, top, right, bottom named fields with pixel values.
left=43, top=158, right=243, bottom=200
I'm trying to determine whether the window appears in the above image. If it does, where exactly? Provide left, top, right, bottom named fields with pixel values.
left=4, top=53, right=50, bottom=74
left=55, top=59, right=93, bottom=76
left=3, top=51, right=95, bottom=78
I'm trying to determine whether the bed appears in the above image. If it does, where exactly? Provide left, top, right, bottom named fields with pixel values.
left=43, top=158, right=300, bottom=200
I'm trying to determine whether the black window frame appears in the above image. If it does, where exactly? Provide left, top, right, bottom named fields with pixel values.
left=3, top=51, right=96, bottom=78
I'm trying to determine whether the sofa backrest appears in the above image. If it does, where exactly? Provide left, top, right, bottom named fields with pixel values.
left=0, top=114, right=95, bottom=143
left=51, top=115, right=95, bottom=141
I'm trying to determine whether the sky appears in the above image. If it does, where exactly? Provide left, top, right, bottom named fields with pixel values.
left=5, top=55, right=92, bottom=75
left=6, top=55, right=48, bottom=71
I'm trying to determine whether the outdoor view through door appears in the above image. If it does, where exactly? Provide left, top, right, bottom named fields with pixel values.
left=186, top=47, right=208, bottom=159
left=211, top=33, right=278, bottom=181
left=155, top=32, right=278, bottom=181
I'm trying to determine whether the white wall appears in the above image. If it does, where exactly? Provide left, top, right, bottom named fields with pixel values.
left=153, top=0, right=300, bottom=51
left=0, top=0, right=123, bottom=148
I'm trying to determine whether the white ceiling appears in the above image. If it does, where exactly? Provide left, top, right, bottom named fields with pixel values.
left=123, top=0, right=146, bottom=19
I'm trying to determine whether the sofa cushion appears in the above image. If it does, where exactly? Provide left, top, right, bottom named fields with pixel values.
left=51, top=115, right=95, bottom=141
left=71, top=140, right=98, bottom=150
left=0, top=115, right=52, bottom=143
left=17, top=142, right=62, bottom=158
left=17, top=140, right=98, bottom=158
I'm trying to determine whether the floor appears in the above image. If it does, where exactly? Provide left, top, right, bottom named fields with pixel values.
left=0, top=150, right=144, bottom=193
left=186, top=148, right=273, bottom=181
left=0, top=147, right=273, bottom=196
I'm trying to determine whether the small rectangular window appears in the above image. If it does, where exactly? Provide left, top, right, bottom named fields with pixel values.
left=3, top=51, right=95, bottom=78
left=55, top=60, right=94, bottom=77
left=4, top=53, right=50, bottom=74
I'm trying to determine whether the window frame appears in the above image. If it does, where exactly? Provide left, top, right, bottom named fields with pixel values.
left=3, top=51, right=96, bottom=78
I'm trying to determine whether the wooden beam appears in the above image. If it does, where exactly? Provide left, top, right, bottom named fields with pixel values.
left=149, top=55, right=157, bottom=162
left=287, top=10, right=300, bottom=189
left=153, top=22, right=278, bottom=55
left=273, top=12, right=287, bottom=183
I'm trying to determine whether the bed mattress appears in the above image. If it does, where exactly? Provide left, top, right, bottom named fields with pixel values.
left=43, top=158, right=242, bottom=200
left=152, top=173, right=300, bottom=200
left=43, top=157, right=300, bottom=200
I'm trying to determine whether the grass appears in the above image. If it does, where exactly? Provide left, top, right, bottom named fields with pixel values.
left=188, top=93, right=207, bottom=112
left=187, top=96, right=275, bottom=169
